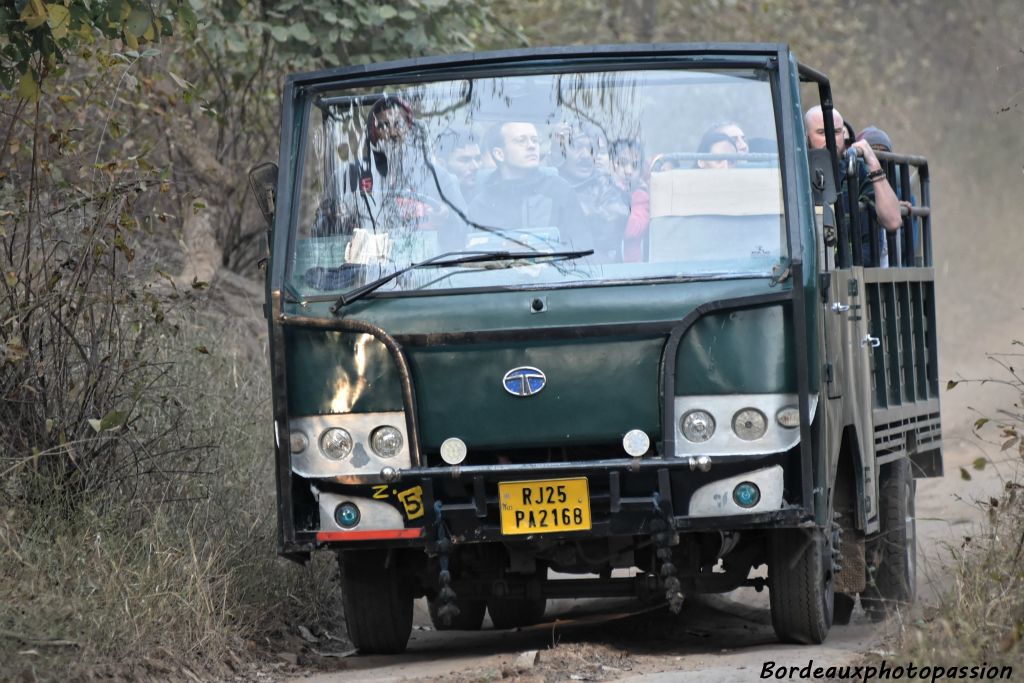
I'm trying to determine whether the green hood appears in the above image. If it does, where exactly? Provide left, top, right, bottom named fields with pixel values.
left=284, top=279, right=794, bottom=451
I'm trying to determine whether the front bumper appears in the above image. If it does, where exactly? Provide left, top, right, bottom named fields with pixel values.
left=292, top=452, right=813, bottom=553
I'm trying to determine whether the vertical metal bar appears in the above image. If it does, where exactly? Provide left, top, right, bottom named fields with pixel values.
left=919, top=163, right=933, bottom=267
left=836, top=204, right=850, bottom=269
left=883, top=282, right=901, bottom=407
left=810, top=64, right=846, bottom=270
left=924, top=281, right=940, bottom=397
left=912, top=281, right=928, bottom=398
left=898, top=282, right=916, bottom=403
left=473, top=476, right=487, bottom=518
left=609, top=471, right=621, bottom=514
left=866, top=283, right=886, bottom=409
left=849, top=167, right=863, bottom=266
left=886, top=230, right=899, bottom=268
left=790, top=263, right=816, bottom=519
left=868, top=207, right=880, bottom=268
left=899, top=161, right=914, bottom=267
left=657, top=468, right=674, bottom=516
left=776, top=50, right=804, bottom=264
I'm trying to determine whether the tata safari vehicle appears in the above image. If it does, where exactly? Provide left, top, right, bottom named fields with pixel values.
left=251, top=43, right=942, bottom=652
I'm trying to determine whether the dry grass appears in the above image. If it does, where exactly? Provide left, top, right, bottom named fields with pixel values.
left=895, top=482, right=1022, bottom=670
left=0, top=311, right=340, bottom=681
left=900, top=359, right=1024, bottom=669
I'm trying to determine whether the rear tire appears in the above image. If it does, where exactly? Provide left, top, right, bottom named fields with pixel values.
left=769, top=528, right=834, bottom=644
left=339, top=550, right=413, bottom=654
left=428, top=595, right=487, bottom=631
left=862, top=458, right=916, bottom=621
left=487, top=596, right=547, bottom=630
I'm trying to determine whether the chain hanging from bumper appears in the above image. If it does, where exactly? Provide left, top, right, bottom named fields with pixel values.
left=432, top=500, right=461, bottom=625
left=652, top=492, right=684, bottom=613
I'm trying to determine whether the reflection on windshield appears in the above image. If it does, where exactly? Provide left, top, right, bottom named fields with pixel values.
left=290, top=69, right=785, bottom=299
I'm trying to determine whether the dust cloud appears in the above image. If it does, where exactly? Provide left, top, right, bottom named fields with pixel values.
left=822, top=4, right=1024, bottom=437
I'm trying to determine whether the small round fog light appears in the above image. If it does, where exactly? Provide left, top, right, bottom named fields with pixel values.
left=371, top=426, right=404, bottom=458
left=681, top=410, right=716, bottom=443
left=334, top=502, right=361, bottom=528
left=440, top=437, right=468, bottom=465
left=289, top=431, right=308, bottom=454
left=320, top=428, right=353, bottom=460
left=733, top=482, right=761, bottom=509
left=622, top=429, right=650, bottom=457
left=732, top=408, right=768, bottom=441
left=776, top=406, right=800, bottom=429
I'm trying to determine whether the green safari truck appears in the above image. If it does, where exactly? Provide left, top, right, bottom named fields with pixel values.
left=250, top=43, right=942, bottom=652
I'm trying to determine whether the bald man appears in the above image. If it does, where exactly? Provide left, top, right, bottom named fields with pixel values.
left=805, top=106, right=901, bottom=267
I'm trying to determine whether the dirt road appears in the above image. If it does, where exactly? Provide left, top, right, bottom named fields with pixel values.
left=284, top=424, right=1005, bottom=683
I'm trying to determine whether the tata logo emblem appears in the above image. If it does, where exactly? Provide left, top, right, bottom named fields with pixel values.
left=502, top=367, right=546, bottom=397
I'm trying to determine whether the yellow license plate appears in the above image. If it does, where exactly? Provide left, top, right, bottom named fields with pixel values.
left=499, top=477, right=591, bottom=535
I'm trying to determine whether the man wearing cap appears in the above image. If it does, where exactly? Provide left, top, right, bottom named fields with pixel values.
left=805, top=106, right=901, bottom=267
left=858, top=126, right=917, bottom=264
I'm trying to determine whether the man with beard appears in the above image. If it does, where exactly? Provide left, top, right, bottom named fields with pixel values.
left=436, top=129, right=483, bottom=202
left=554, top=124, right=629, bottom=262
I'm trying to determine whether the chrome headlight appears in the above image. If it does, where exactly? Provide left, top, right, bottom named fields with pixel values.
left=680, top=410, right=715, bottom=443
left=732, top=408, right=767, bottom=441
left=370, top=426, right=404, bottom=458
left=320, top=428, right=354, bottom=460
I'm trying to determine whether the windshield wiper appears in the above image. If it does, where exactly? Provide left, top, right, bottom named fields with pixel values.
left=330, top=249, right=593, bottom=313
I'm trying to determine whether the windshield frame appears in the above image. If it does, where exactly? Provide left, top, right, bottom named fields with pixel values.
left=271, top=44, right=803, bottom=305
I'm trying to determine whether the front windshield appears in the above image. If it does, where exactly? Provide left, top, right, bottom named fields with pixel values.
left=288, top=68, right=785, bottom=299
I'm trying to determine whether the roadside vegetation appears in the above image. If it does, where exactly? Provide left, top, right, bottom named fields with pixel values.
left=898, top=352, right=1024, bottom=670
left=0, top=1, right=516, bottom=679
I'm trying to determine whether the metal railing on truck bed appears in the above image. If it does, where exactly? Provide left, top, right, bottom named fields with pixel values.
left=847, top=151, right=942, bottom=475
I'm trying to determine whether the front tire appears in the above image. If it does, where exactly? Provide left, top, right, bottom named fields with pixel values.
left=769, top=528, right=834, bottom=644
left=339, top=550, right=414, bottom=654
left=862, top=457, right=916, bottom=621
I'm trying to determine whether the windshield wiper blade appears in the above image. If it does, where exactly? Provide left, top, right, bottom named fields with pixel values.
left=330, top=249, right=593, bottom=313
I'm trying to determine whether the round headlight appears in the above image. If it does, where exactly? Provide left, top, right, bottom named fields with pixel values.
left=733, top=409, right=768, bottom=441
left=320, top=428, right=353, bottom=460
left=289, top=431, right=308, bottom=454
left=622, top=429, right=650, bottom=457
left=680, top=410, right=716, bottom=443
left=371, top=426, right=404, bottom=458
left=440, top=437, right=468, bottom=465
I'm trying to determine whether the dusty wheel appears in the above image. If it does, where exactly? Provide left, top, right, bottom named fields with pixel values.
left=862, top=458, right=916, bottom=621
left=769, top=528, right=834, bottom=644
left=486, top=596, right=547, bottom=630
left=338, top=550, right=413, bottom=654
left=428, top=595, right=487, bottom=631
left=833, top=592, right=856, bottom=625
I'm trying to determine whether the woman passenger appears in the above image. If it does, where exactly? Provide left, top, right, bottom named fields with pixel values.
left=694, top=130, right=739, bottom=169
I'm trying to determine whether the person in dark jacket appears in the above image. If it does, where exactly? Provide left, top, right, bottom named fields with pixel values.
left=469, top=121, right=587, bottom=249
left=805, top=105, right=900, bottom=267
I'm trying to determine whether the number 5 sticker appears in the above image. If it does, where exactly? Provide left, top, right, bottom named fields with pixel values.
left=397, top=486, right=424, bottom=520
